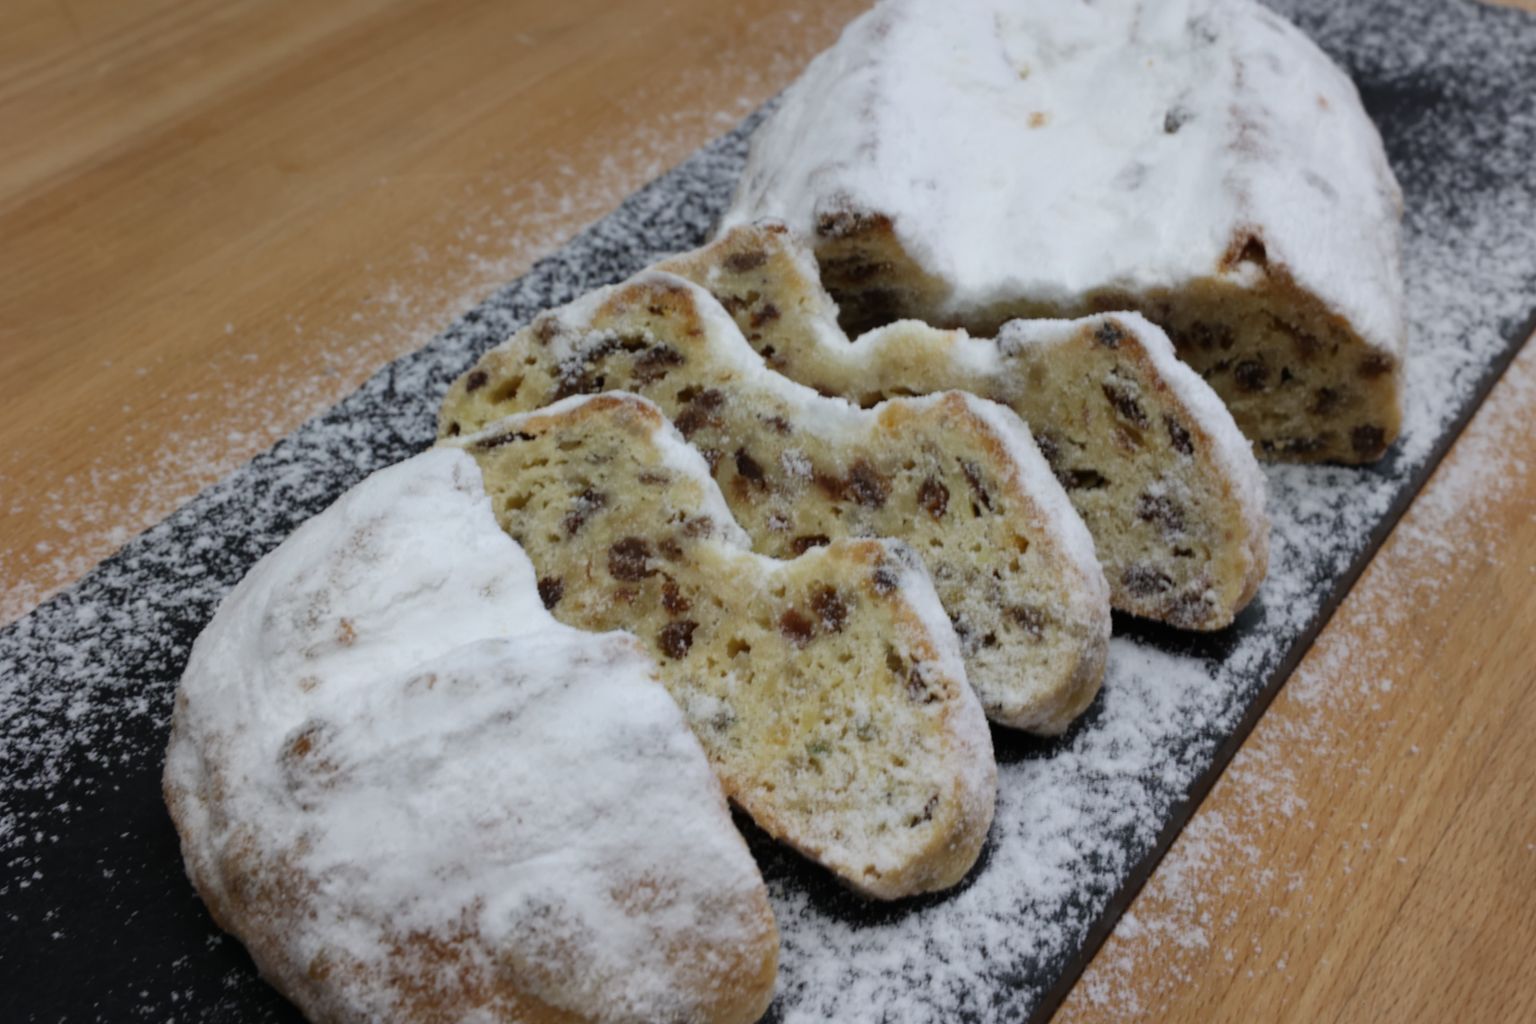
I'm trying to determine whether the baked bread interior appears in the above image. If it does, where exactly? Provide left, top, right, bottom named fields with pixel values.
left=447, top=393, right=997, bottom=899
left=439, top=271, right=1110, bottom=734
left=661, top=223, right=1269, bottom=630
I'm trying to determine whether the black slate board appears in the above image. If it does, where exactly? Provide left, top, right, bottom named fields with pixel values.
left=3, top=1, right=1534, bottom=1021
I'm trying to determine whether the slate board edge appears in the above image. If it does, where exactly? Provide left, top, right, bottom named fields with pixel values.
left=1026, top=305, right=1536, bottom=1024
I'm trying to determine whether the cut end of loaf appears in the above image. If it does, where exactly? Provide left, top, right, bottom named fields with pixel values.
left=447, top=393, right=997, bottom=900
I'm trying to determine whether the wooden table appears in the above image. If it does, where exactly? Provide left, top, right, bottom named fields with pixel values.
left=4, top=1, right=1533, bottom=1019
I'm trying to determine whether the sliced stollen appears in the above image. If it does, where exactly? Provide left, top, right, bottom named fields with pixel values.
left=444, top=393, right=996, bottom=898
left=721, top=0, right=1405, bottom=464
left=163, top=448, right=778, bottom=1024
left=660, top=223, right=1269, bottom=631
left=439, top=272, right=1110, bottom=734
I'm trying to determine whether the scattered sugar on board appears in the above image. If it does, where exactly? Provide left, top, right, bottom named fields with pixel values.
left=1062, top=337, right=1536, bottom=1021
left=1, top=1, right=1533, bottom=1021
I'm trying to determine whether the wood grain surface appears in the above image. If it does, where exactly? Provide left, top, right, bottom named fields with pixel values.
left=1057, top=334, right=1536, bottom=1023
left=2, top=1, right=1533, bottom=1020
left=0, top=0, right=868, bottom=621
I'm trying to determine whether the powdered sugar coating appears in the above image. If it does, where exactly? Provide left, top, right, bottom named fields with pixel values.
left=2, top=0, right=1533, bottom=1018
left=164, top=448, right=774, bottom=1023
left=724, top=0, right=1405, bottom=356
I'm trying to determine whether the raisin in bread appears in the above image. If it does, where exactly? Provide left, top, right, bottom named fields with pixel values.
left=445, top=393, right=996, bottom=898
left=164, top=448, right=778, bottom=1024
left=660, top=223, right=1268, bottom=630
left=439, top=272, right=1110, bottom=734
left=721, top=0, right=1404, bottom=464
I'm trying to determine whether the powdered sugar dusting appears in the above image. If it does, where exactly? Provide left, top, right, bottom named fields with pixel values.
left=1060, top=325, right=1536, bottom=1023
left=724, top=0, right=1405, bottom=356
left=165, top=448, right=774, bottom=1022
left=2, top=0, right=1534, bottom=1020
